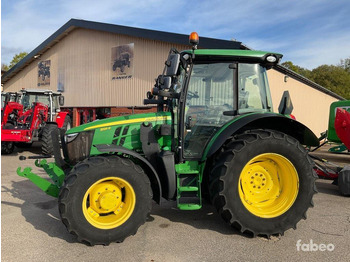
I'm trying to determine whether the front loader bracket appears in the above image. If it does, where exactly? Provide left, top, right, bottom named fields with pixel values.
left=17, top=161, right=65, bottom=198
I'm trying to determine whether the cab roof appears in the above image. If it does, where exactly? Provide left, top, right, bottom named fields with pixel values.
left=20, top=89, right=62, bottom=95
left=182, top=49, right=283, bottom=64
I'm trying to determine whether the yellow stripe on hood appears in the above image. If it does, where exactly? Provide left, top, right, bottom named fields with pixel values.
left=84, top=116, right=171, bottom=130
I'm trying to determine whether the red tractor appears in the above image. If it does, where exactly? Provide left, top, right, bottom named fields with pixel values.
left=1, top=89, right=71, bottom=155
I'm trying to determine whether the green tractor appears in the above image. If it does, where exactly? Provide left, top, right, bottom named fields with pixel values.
left=17, top=33, right=319, bottom=245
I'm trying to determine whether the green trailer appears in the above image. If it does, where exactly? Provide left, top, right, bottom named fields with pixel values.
left=17, top=33, right=319, bottom=245
left=327, top=100, right=350, bottom=153
left=311, top=100, right=350, bottom=196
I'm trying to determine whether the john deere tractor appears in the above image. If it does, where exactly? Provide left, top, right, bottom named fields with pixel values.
left=17, top=33, right=319, bottom=245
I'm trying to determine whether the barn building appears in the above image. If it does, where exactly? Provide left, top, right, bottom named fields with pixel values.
left=1, top=19, right=343, bottom=135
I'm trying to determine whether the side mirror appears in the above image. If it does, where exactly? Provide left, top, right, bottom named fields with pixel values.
left=165, top=54, right=180, bottom=76
left=160, top=76, right=171, bottom=89
left=153, top=76, right=180, bottom=99
left=278, top=90, right=293, bottom=115
left=59, top=96, right=64, bottom=106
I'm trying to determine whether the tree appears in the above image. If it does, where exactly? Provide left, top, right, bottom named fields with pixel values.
left=311, top=65, right=350, bottom=99
left=8, top=52, right=28, bottom=69
left=339, top=58, right=350, bottom=72
left=1, top=63, right=9, bottom=71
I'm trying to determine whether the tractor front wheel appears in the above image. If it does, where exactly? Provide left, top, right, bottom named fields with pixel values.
left=58, top=155, right=152, bottom=245
left=2, top=123, right=15, bottom=154
left=209, top=129, right=317, bottom=237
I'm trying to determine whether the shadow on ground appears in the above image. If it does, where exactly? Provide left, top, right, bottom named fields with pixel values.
left=1, top=178, right=75, bottom=243
left=149, top=199, right=252, bottom=238
left=6, top=142, right=44, bottom=157
left=2, top=177, right=246, bottom=243
left=315, top=179, right=342, bottom=196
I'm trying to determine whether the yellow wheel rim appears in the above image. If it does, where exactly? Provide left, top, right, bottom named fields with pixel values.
left=238, top=153, right=299, bottom=218
left=82, top=177, right=136, bottom=229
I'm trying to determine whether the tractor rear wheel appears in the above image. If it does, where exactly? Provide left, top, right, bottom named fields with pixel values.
left=41, top=123, right=58, bottom=155
left=58, top=155, right=152, bottom=245
left=209, top=129, right=317, bottom=237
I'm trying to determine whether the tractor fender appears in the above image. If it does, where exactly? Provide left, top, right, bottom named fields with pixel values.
left=94, top=144, right=162, bottom=204
left=56, top=111, right=69, bottom=128
left=203, top=113, right=319, bottom=160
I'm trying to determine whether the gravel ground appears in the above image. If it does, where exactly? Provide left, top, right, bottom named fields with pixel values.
left=1, top=143, right=349, bottom=262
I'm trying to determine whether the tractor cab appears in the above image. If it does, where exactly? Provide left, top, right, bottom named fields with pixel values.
left=1, top=91, right=20, bottom=108
left=18, top=89, right=64, bottom=122
left=145, top=33, right=282, bottom=160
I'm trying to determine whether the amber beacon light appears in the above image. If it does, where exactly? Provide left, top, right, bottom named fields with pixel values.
left=189, top=32, right=199, bottom=49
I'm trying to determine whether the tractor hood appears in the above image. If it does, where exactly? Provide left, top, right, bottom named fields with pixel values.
left=63, top=111, right=172, bottom=165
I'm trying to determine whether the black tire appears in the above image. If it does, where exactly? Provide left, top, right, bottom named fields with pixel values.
left=209, top=129, right=317, bottom=237
left=41, top=123, right=58, bottom=155
left=1, top=141, right=15, bottom=154
left=338, top=167, right=350, bottom=196
left=58, top=155, right=152, bottom=245
left=2, top=123, right=15, bottom=154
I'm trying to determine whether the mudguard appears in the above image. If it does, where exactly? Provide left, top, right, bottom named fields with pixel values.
left=56, top=111, right=69, bottom=128
left=203, top=113, right=319, bottom=160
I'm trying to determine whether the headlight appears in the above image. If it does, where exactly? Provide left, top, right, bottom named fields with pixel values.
left=266, top=55, right=277, bottom=63
left=65, top=133, right=78, bottom=143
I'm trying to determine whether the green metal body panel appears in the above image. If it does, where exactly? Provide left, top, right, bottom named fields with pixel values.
left=71, top=112, right=173, bottom=156
left=327, top=100, right=350, bottom=142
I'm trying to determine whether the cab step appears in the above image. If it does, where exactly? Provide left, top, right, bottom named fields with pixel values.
left=176, top=162, right=202, bottom=210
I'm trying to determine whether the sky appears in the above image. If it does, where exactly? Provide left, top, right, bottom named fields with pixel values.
left=1, top=0, right=350, bottom=69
